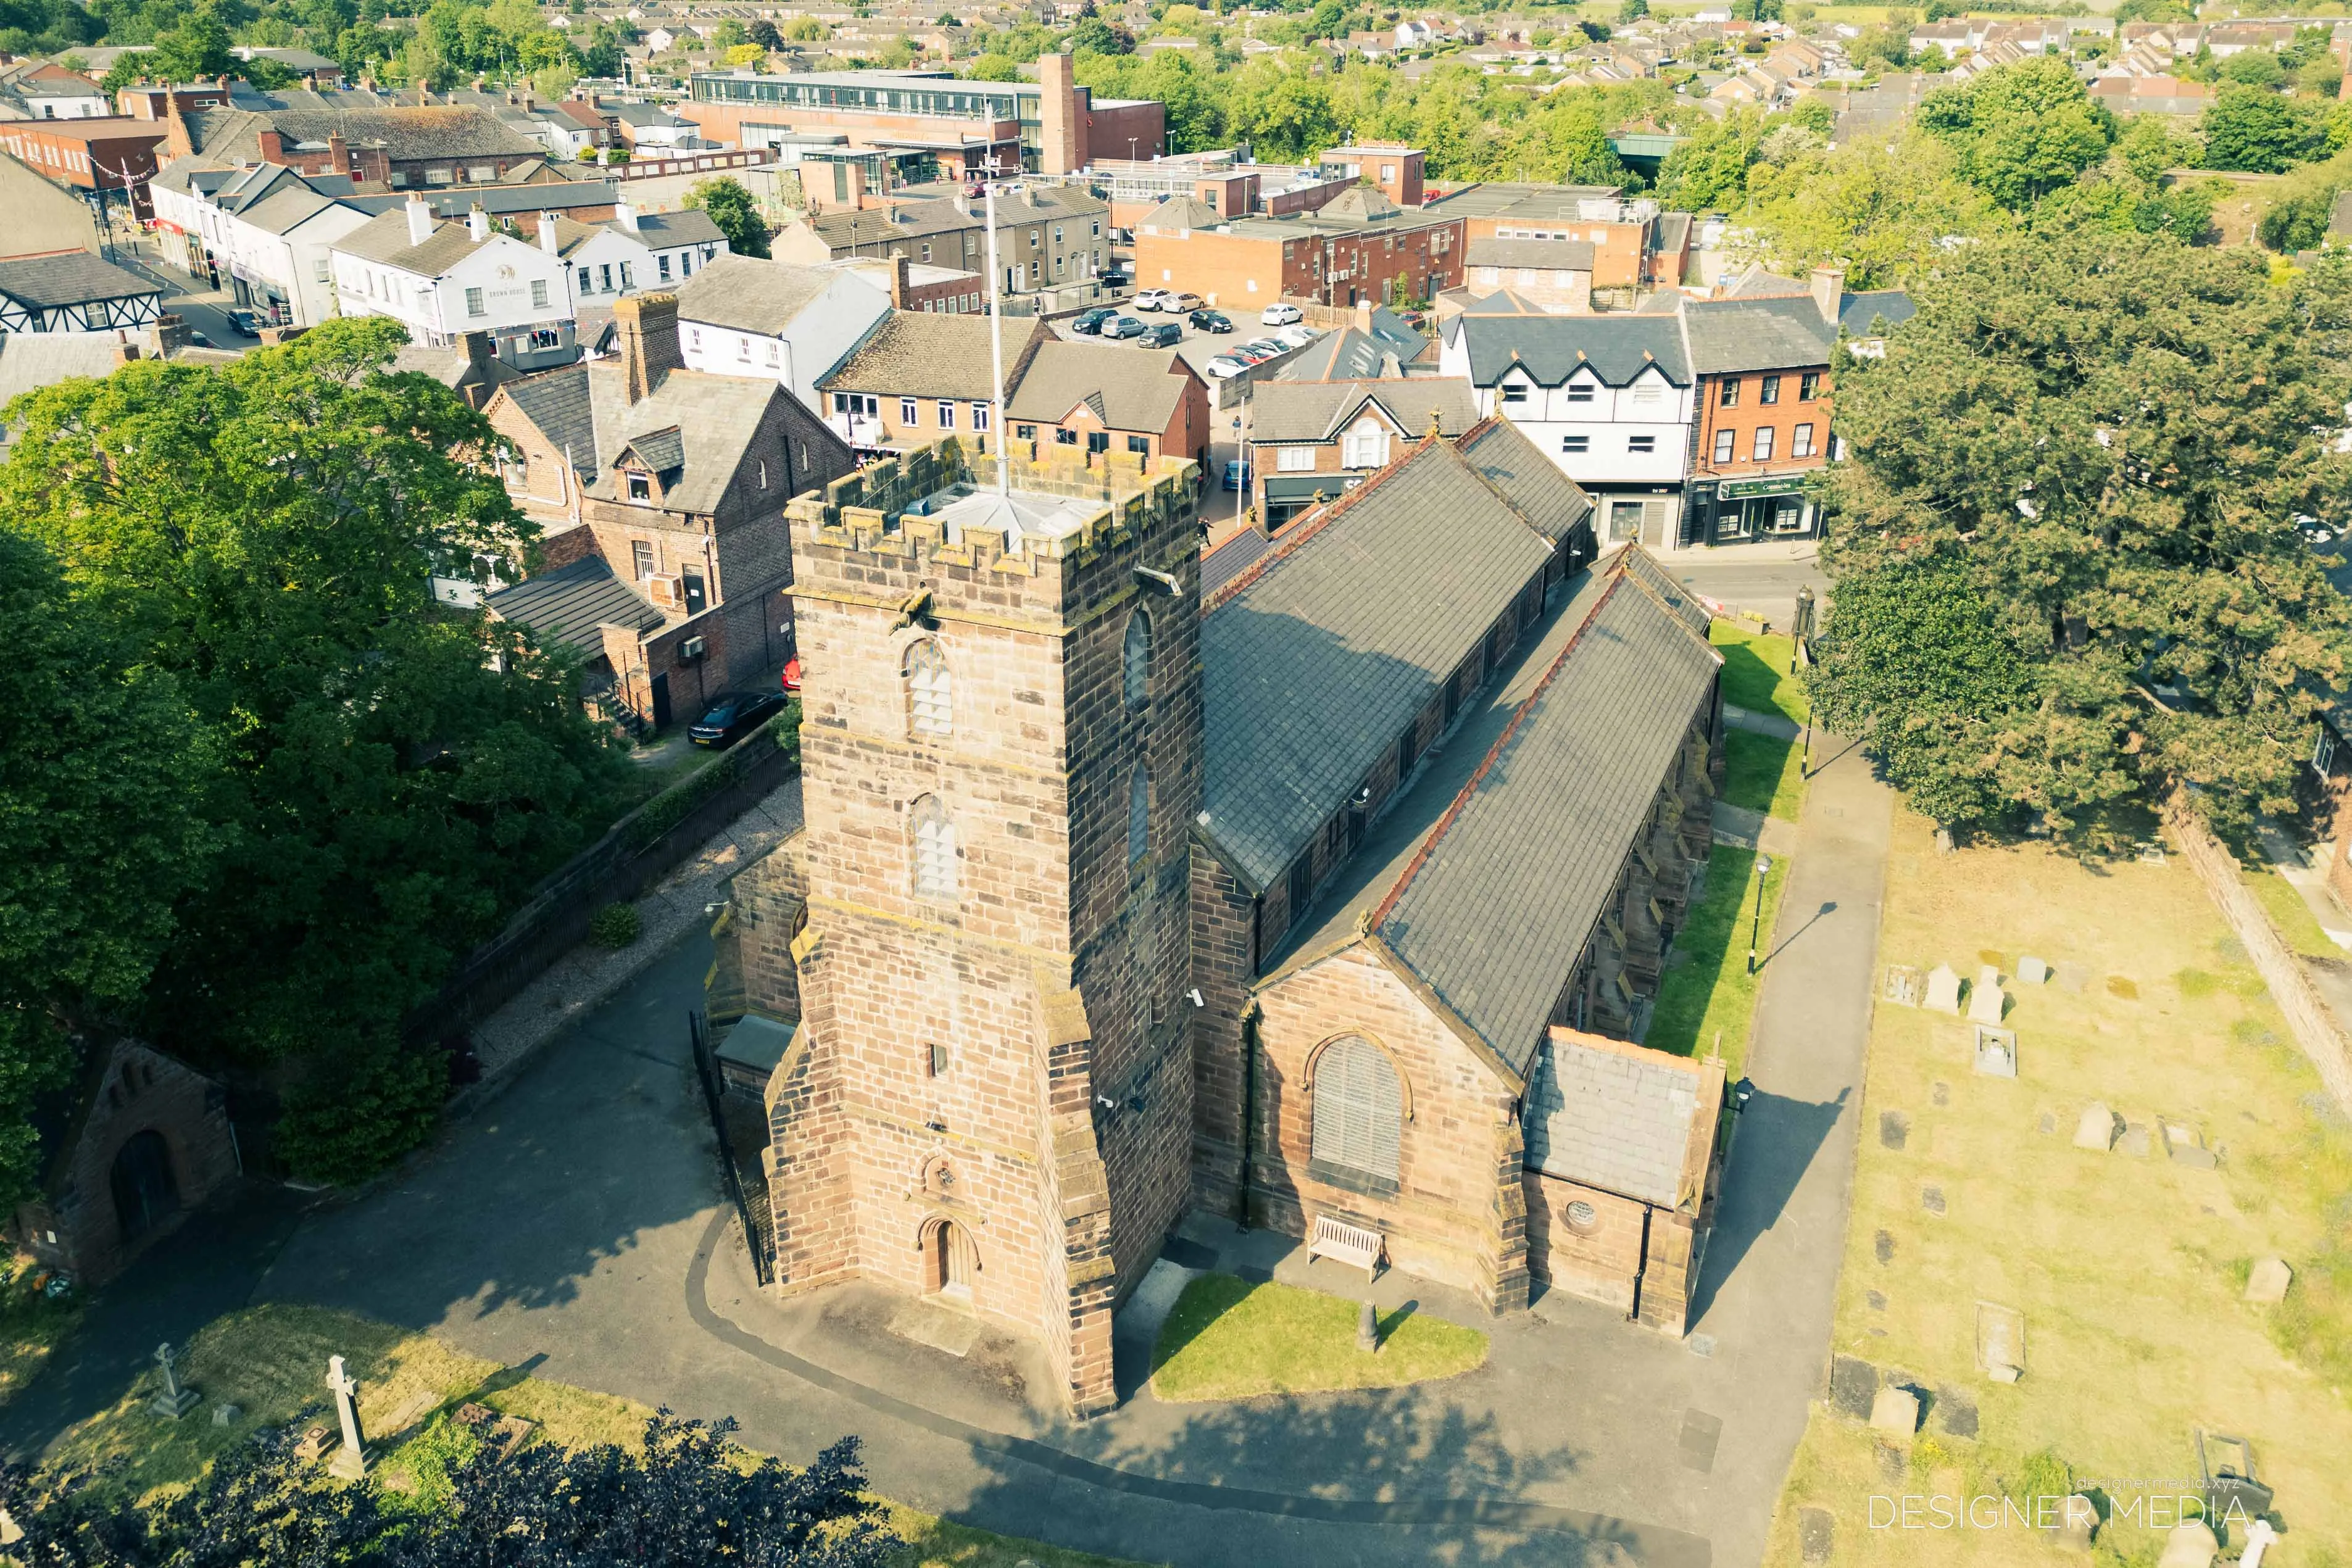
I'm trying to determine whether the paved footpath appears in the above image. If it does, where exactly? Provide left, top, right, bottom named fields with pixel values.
left=3, top=748, right=1890, bottom=1568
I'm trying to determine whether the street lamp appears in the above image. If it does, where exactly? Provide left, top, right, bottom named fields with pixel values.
left=1745, top=853, right=1773, bottom=977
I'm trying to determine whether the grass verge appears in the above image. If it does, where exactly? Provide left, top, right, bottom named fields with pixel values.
left=1710, top=621, right=1810, bottom=724
left=43, top=1303, right=1142, bottom=1568
left=0, top=1267, right=81, bottom=1409
left=1760, top=814, right=2352, bottom=1566
left=2241, top=862, right=2344, bottom=960
left=1645, top=845, right=1789, bottom=1077
left=1723, top=730, right=1807, bottom=823
left=1150, top=1274, right=1487, bottom=1403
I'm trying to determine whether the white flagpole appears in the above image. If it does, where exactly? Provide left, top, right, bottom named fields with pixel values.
left=984, top=180, right=1009, bottom=497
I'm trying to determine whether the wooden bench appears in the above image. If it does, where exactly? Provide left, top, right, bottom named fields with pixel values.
left=1308, top=1214, right=1386, bottom=1282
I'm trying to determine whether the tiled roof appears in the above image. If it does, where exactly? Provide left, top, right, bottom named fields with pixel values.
left=1274, top=328, right=1408, bottom=383
left=1248, top=377, right=1479, bottom=444
left=625, top=208, right=725, bottom=247
left=503, top=365, right=598, bottom=470
left=1007, top=339, right=1194, bottom=431
left=1370, top=555, right=1720, bottom=1074
left=1199, top=438, right=1556, bottom=892
left=820, top=310, right=1027, bottom=402
left=1138, top=194, right=1220, bottom=231
left=1200, top=526, right=1273, bottom=600
left=0, top=251, right=162, bottom=309
left=331, top=206, right=494, bottom=273
left=343, top=181, right=617, bottom=219
left=1839, top=289, right=1915, bottom=336
left=1456, top=418, right=1593, bottom=546
left=1681, top=294, right=1832, bottom=375
left=485, top=554, right=662, bottom=655
left=1524, top=1029, right=1718, bottom=1205
left=1448, top=312, right=1691, bottom=387
left=583, top=362, right=789, bottom=513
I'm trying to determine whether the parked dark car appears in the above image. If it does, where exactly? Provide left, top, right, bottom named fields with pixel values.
left=689, top=690, right=788, bottom=748
left=1071, top=306, right=1116, bottom=336
left=1189, top=309, right=1232, bottom=333
left=1137, top=321, right=1182, bottom=347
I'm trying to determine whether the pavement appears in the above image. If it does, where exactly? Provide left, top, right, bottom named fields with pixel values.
left=0, top=750, right=1892, bottom=1568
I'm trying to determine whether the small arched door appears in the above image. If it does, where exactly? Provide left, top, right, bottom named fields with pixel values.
left=110, top=1129, right=178, bottom=1242
left=928, top=1219, right=974, bottom=1303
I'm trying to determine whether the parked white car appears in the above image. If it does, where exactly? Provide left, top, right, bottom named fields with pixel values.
left=1132, top=288, right=1172, bottom=311
left=1274, top=323, right=1317, bottom=348
left=1261, top=302, right=1303, bottom=325
left=1204, top=355, right=1250, bottom=380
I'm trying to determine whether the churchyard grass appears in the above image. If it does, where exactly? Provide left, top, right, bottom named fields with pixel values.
left=1710, top=621, right=1810, bottom=725
left=1723, top=729, right=1807, bottom=823
left=0, top=1267, right=81, bottom=1408
left=2240, top=863, right=2343, bottom=961
left=39, top=1302, right=1144, bottom=1568
left=1150, top=1274, right=1487, bottom=1403
left=1760, top=811, right=2352, bottom=1566
left=1646, top=845, right=1789, bottom=1079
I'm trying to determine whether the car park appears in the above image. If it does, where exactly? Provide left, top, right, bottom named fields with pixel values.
left=1137, top=321, right=1182, bottom=347
left=690, top=690, right=789, bottom=748
left=1107, top=315, right=1148, bottom=339
left=1165, top=291, right=1205, bottom=312
left=1242, top=338, right=1286, bottom=360
left=1071, top=307, right=1116, bottom=336
left=1261, top=302, right=1303, bottom=325
left=1189, top=309, right=1232, bottom=333
left=1132, top=288, right=1171, bottom=311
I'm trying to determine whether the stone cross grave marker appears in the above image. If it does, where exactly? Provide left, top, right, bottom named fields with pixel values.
left=1923, top=964, right=1963, bottom=1016
left=326, top=1355, right=369, bottom=1480
left=1883, top=965, right=1922, bottom=1007
left=149, top=1342, right=199, bottom=1419
left=1967, top=966, right=2006, bottom=1026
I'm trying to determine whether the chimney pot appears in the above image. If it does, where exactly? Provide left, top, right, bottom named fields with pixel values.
left=405, top=192, right=433, bottom=247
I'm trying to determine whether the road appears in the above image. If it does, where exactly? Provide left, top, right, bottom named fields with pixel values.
left=107, top=233, right=265, bottom=352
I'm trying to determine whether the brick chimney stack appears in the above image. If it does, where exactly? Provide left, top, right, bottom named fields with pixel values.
left=1810, top=265, right=1845, bottom=326
left=538, top=211, right=560, bottom=255
left=467, top=202, right=489, bottom=243
left=405, top=193, right=433, bottom=247
left=890, top=252, right=908, bottom=309
left=613, top=292, right=683, bottom=405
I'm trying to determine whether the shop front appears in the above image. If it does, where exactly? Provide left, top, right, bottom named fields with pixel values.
left=1680, top=473, right=1819, bottom=549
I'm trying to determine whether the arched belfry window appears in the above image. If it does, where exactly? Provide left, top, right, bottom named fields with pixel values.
left=910, top=794, right=957, bottom=901
left=906, top=639, right=951, bottom=738
left=1123, top=610, right=1151, bottom=710
left=1310, top=1035, right=1403, bottom=1183
left=1128, top=766, right=1150, bottom=866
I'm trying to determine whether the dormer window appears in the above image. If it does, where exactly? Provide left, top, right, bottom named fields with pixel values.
left=626, top=470, right=652, bottom=500
left=1566, top=380, right=1594, bottom=404
left=1500, top=381, right=1528, bottom=406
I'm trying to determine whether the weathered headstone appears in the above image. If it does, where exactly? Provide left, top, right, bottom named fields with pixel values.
left=1884, top=965, right=1922, bottom=1006
left=1921, top=1185, right=1946, bottom=1216
left=2163, top=1121, right=2217, bottom=1169
left=1976, top=1301, right=2026, bottom=1382
left=2038, top=1111, right=2057, bottom=1135
left=1932, top=1080, right=1950, bottom=1107
left=1874, top=1229, right=1895, bottom=1264
left=2138, top=842, right=2168, bottom=866
left=1924, top=964, right=1963, bottom=1016
left=2245, top=1257, right=2293, bottom=1305
left=2018, top=955, right=2051, bottom=985
left=1866, top=1290, right=1887, bottom=1313
left=326, top=1355, right=369, bottom=1480
left=2157, top=1520, right=2217, bottom=1568
left=1934, top=827, right=1955, bottom=855
left=293, top=1423, right=333, bottom=1463
left=2121, top=1121, right=2153, bottom=1158
left=1869, top=1385, right=1920, bottom=1435
left=1830, top=1354, right=1878, bottom=1420
left=1798, top=1506, right=1835, bottom=1565
left=2074, top=1102, right=2119, bottom=1151
left=211, top=1403, right=241, bottom=1427
left=1879, top=1111, right=1909, bottom=1151
left=1968, top=966, right=2008, bottom=1025
left=148, top=1342, right=199, bottom=1420
left=2055, top=961, right=2090, bottom=993
left=1933, top=1385, right=1979, bottom=1439
left=1357, top=1300, right=1377, bottom=1353
left=1973, top=1026, right=2019, bottom=1079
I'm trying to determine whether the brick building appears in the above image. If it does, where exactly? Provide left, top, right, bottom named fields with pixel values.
left=1424, top=182, right=1692, bottom=297
left=1005, top=339, right=1211, bottom=472
left=164, top=105, right=547, bottom=189
left=1245, top=375, right=1478, bottom=528
left=773, top=185, right=1112, bottom=298
left=1133, top=186, right=1466, bottom=312
left=0, top=117, right=166, bottom=217
left=481, top=293, right=857, bottom=726
left=12, top=1039, right=241, bottom=1286
left=714, top=415, right=1739, bottom=1413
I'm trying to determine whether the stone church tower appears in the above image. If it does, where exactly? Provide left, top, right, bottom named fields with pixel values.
left=748, top=441, right=1201, bottom=1414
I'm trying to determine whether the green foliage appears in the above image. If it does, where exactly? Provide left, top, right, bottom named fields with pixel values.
left=2009, top=1448, right=2075, bottom=1511
left=0, top=319, right=629, bottom=1179
left=2220, top=48, right=2287, bottom=89
left=1656, top=106, right=1762, bottom=209
left=1615, top=0, right=1646, bottom=19
left=2254, top=147, right=2352, bottom=251
left=382, top=1412, right=480, bottom=1514
left=1920, top=56, right=2115, bottom=210
left=962, top=49, right=1020, bottom=78
left=684, top=175, right=769, bottom=258
left=2203, top=83, right=2326, bottom=174
left=621, top=703, right=797, bottom=852
left=0, top=532, right=215, bottom=1207
left=588, top=902, right=641, bottom=948
left=150, top=4, right=235, bottom=78
left=275, top=1038, right=449, bottom=1186
left=1813, top=234, right=2352, bottom=842
left=1742, top=129, right=2005, bottom=288
left=1067, top=11, right=1133, bottom=54
left=2114, top=0, right=2193, bottom=19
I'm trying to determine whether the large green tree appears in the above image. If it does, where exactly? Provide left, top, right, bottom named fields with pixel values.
left=1918, top=56, right=2114, bottom=210
left=1742, top=129, right=2005, bottom=288
left=685, top=175, right=770, bottom=258
left=2203, top=83, right=2325, bottom=174
left=0, top=533, right=215, bottom=1205
left=1810, top=234, right=2352, bottom=841
left=0, top=320, right=626, bottom=1179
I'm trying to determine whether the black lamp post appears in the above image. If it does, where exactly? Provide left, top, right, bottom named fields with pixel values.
left=1746, top=853, right=1773, bottom=977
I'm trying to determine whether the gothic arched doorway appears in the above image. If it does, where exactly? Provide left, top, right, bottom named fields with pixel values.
left=110, top=1129, right=178, bottom=1242
left=926, top=1218, right=974, bottom=1303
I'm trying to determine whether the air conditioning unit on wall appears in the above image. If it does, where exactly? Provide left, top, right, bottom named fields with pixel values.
left=680, top=636, right=707, bottom=661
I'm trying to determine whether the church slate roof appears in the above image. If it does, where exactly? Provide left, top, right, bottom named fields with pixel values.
left=1199, top=437, right=1556, bottom=892
left=1523, top=1029, right=1719, bottom=1206
left=1456, top=417, right=1594, bottom=547
left=485, top=554, right=662, bottom=655
left=1369, top=559, right=1720, bottom=1075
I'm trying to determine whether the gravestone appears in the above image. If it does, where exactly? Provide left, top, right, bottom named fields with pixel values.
left=1866, top=1289, right=1887, bottom=1311
left=1968, top=966, right=2007, bottom=1025
left=2055, top=961, right=2090, bottom=994
left=1935, top=827, right=1955, bottom=855
left=148, top=1342, right=199, bottom=1420
left=1973, top=1026, right=2019, bottom=1078
left=1933, top=1385, right=1979, bottom=1439
left=292, top=1424, right=333, bottom=1463
left=2074, top=1102, right=2119, bottom=1151
left=2019, top=955, right=2051, bottom=985
left=1874, top=1229, right=1895, bottom=1264
left=1884, top=965, right=1922, bottom=1006
left=2163, top=1121, right=2217, bottom=1169
left=1879, top=1111, right=1909, bottom=1151
left=2138, top=843, right=2168, bottom=866
left=2121, top=1121, right=2153, bottom=1159
left=1830, top=1354, right=1878, bottom=1420
left=2038, top=1111, right=2057, bottom=1135
left=1798, top=1506, right=1835, bottom=1565
left=211, top=1403, right=241, bottom=1427
left=2245, top=1257, right=2293, bottom=1305
left=1932, top=1081, right=1950, bottom=1108
left=326, top=1355, right=369, bottom=1481
left=1924, top=964, right=1963, bottom=1016
left=1357, top=1300, right=1378, bottom=1353
left=1976, top=1301, right=2026, bottom=1382
left=1869, top=1385, right=1920, bottom=1435
left=1921, top=1184, right=1947, bottom=1216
